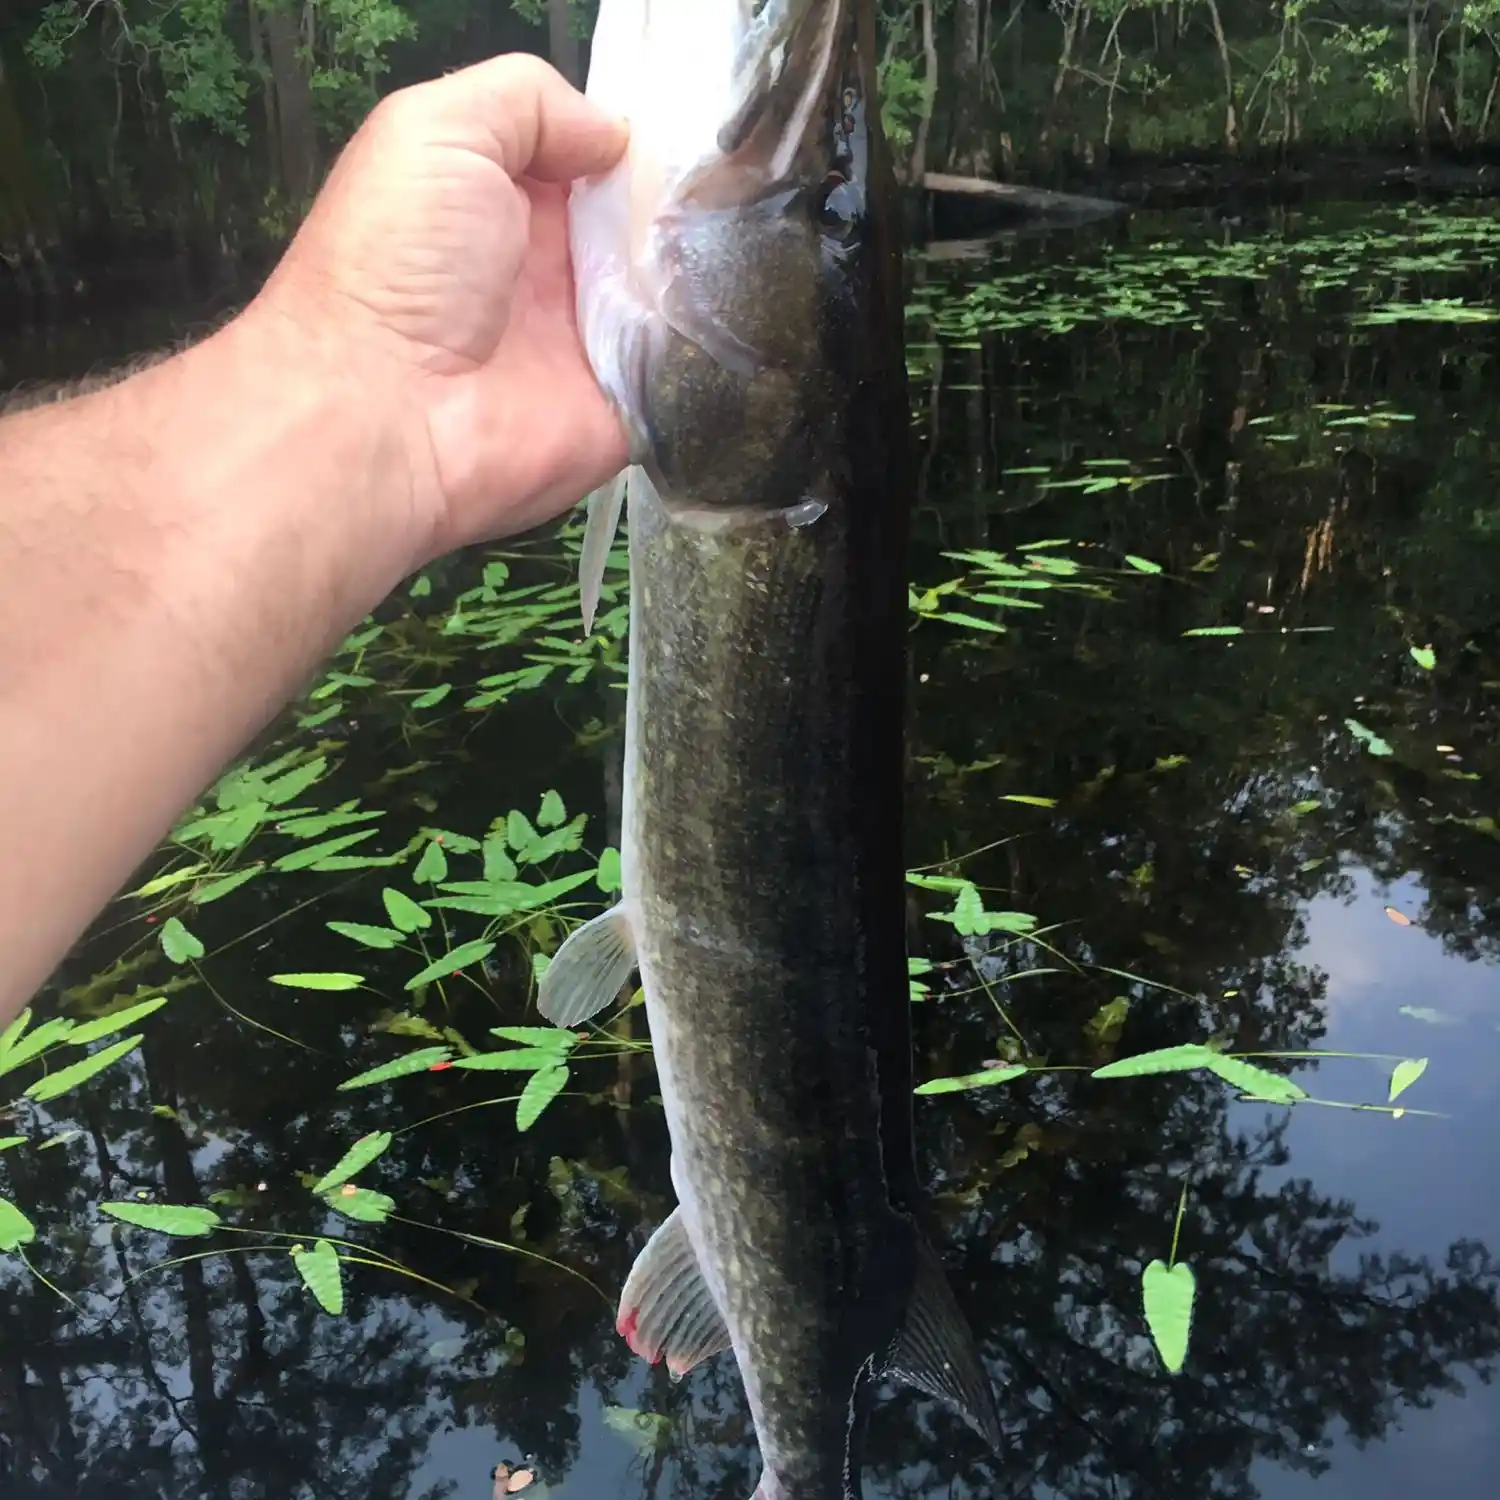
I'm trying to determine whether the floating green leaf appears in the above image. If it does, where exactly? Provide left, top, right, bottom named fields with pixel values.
left=491, top=1027, right=577, bottom=1050
left=382, top=887, right=432, bottom=932
left=273, top=829, right=380, bottom=872
left=1125, top=555, right=1163, bottom=574
left=101, top=1202, right=222, bottom=1237
left=1182, top=626, right=1244, bottom=637
left=0, top=1137, right=27, bottom=1151
left=915, top=1065, right=1027, bottom=1095
left=65, top=997, right=167, bottom=1047
left=326, top=922, right=404, bottom=949
left=160, top=917, right=205, bottom=965
left=132, top=863, right=209, bottom=897
left=405, top=940, right=496, bottom=990
left=517, top=1063, right=569, bottom=1132
left=602, top=1405, right=672, bottom=1453
left=312, top=1131, right=394, bottom=1194
left=1410, top=646, right=1436, bottom=671
left=0, top=1198, right=36, bottom=1252
left=414, top=841, right=449, bottom=884
left=1389, top=1057, right=1430, bottom=1101
left=292, top=1239, right=344, bottom=1314
left=453, top=1047, right=565, bottom=1071
left=537, top=790, right=567, bottom=829
left=193, top=866, right=264, bottom=904
left=1289, top=799, right=1322, bottom=817
left=597, top=846, right=622, bottom=893
left=1142, top=1259, right=1196, bottom=1374
left=411, top=684, right=453, bottom=709
left=1203, top=1053, right=1306, bottom=1103
left=269, top=972, right=364, bottom=991
left=322, top=1186, right=395, bottom=1223
left=1345, top=718, right=1394, bottom=757
left=338, top=1046, right=453, bottom=1090
left=1093, top=1044, right=1218, bottom=1078
left=24, top=1035, right=143, bottom=1102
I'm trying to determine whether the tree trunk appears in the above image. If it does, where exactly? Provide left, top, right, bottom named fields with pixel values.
left=909, top=0, right=938, bottom=182
left=258, top=0, right=319, bottom=200
left=947, top=0, right=991, bottom=175
left=246, top=0, right=280, bottom=191
left=1202, top=0, right=1239, bottom=153
left=549, top=0, right=580, bottom=86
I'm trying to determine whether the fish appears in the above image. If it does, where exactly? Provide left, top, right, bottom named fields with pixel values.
left=541, top=1, right=1004, bottom=1495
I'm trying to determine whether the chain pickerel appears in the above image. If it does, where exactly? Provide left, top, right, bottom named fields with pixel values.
left=541, top=3, right=1003, bottom=1494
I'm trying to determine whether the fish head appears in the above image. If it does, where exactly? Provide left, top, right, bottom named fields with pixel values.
left=572, top=0, right=894, bottom=524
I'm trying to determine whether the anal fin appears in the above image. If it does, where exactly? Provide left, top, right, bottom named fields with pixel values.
left=617, top=1207, right=732, bottom=1381
left=888, top=1240, right=1004, bottom=1455
left=536, top=903, right=636, bottom=1027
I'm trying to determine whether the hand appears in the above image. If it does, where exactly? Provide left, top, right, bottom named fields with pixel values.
left=252, top=53, right=631, bottom=561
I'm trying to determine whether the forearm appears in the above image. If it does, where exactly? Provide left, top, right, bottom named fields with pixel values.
left=0, top=309, right=422, bottom=1012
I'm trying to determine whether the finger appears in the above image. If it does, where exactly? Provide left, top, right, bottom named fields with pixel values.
left=416, top=53, right=628, bottom=184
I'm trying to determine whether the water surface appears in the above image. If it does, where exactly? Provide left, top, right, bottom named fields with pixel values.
left=5, top=201, right=1500, bottom=1500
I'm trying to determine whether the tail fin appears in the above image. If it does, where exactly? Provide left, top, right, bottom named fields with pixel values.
left=887, top=1239, right=1004, bottom=1455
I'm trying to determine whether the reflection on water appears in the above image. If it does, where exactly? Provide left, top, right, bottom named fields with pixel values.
left=6, top=202, right=1500, bottom=1498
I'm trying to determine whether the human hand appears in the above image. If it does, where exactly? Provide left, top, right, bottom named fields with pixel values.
left=251, top=53, right=630, bottom=562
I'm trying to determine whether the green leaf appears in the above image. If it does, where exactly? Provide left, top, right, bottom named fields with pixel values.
left=273, top=829, right=380, bottom=872
left=382, top=887, right=432, bottom=932
left=292, top=1239, right=344, bottom=1314
left=312, top=1131, right=393, bottom=1194
left=1202, top=1053, right=1306, bottom=1103
left=602, top=1404, right=672, bottom=1453
left=0, top=1198, right=36, bottom=1251
left=517, top=1063, right=569, bottom=1131
left=507, top=810, right=540, bottom=853
left=24, top=1035, right=143, bottom=1102
left=326, top=922, right=404, bottom=949
left=1000, top=795, right=1057, bottom=808
left=277, top=809, right=382, bottom=839
left=411, top=684, right=453, bottom=709
left=1092, top=1044, right=1220, bottom=1078
left=1289, top=799, right=1322, bottom=817
left=269, top=972, right=364, bottom=991
left=1125, top=555, right=1162, bottom=574
left=452, top=1047, right=566, bottom=1071
left=263, top=757, right=329, bottom=806
left=933, top=610, right=1007, bottom=633
left=0, top=1137, right=27, bottom=1151
left=490, top=1026, right=577, bottom=1050
left=192, top=866, right=265, bottom=904
left=537, top=790, right=567, bottom=829
left=1389, top=1057, right=1429, bottom=1102
left=101, top=1202, right=222, bottom=1237
left=132, top=862, right=209, bottom=897
left=338, top=1046, right=453, bottom=1090
left=65, top=998, right=167, bottom=1047
left=951, top=882, right=986, bottom=936
left=1345, top=718, right=1394, bottom=757
left=160, top=917, right=204, bottom=965
left=1182, top=626, right=1244, bottom=637
left=414, top=841, right=449, bottom=884
left=1410, top=645, right=1436, bottom=671
left=409, top=573, right=432, bottom=598
left=915, top=1065, right=1028, bottom=1095
left=0, top=1016, right=74, bottom=1076
left=0, top=1009, right=31, bottom=1060
left=322, top=1186, right=395, bottom=1223
left=597, top=846, right=622, bottom=893
left=1142, top=1259, right=1195, bottom=1373
left=483, top=835, right=518, bottom=883
left=405, top=940, right=495, bottom=990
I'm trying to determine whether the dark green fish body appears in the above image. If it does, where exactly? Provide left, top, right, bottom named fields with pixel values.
left=545, top=2, right=1001, bottom=1493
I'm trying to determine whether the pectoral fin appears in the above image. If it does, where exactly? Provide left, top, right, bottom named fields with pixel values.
left=536, top=903, right=636, bottom=1027
left=578, top=470, right=629, bottom=634
left=617, top=1207, right=733, bottom=1380
left=888, top=1240, right=1004, bottom=1455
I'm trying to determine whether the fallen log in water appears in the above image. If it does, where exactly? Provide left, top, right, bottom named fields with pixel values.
left=913, top=173, right=1125, bottom=240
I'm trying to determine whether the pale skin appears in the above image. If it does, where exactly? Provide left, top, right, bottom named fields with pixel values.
left=0, top=55, right=630, bottom=1017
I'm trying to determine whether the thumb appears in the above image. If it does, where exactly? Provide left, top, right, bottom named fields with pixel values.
left=411, top=52, right=628, bottom=184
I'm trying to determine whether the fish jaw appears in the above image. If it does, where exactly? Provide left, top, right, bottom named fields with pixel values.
left=569, top=0, right=861, bottom=515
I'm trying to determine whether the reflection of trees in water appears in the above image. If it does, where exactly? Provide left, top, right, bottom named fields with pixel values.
left=11, top=291, right=1500, bottom=1497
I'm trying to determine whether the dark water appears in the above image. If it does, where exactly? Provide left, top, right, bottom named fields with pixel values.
left=6, top=201, right=1500, bottom=1500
